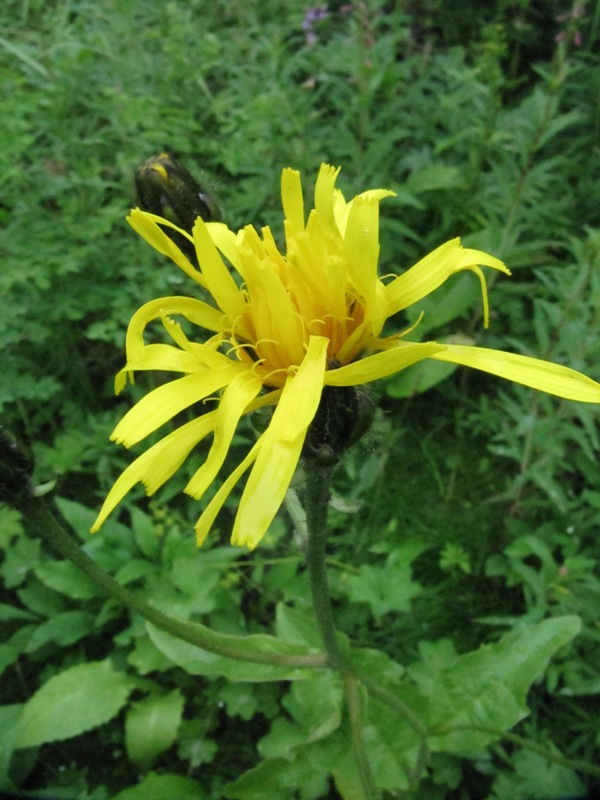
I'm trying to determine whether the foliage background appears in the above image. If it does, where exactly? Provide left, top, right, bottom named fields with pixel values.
left=1, top=0, right=600, bottom=797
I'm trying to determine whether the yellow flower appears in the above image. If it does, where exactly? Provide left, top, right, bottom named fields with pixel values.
left=91, top=164, right=600, bottom=549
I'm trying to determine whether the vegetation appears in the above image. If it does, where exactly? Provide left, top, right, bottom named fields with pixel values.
left=1, top=0, right=599, bottom=797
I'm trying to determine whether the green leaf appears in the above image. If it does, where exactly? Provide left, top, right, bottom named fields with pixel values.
left=0, top=506, right=23, bottom=549
left=127, top=631, right=175, bottom=675
left=130, top=506, right=160, bottom=559
left=259, top=671, right=343, bottom=759
left=112, top=772, right=207, bottom=800
left=224, top=731, right=343, bottom=800
left=0, top=704, right=23, bottom=784
left=490, top=748, right=586, bottom=799
left=427, top=616, right=582, bottom=752
left=17, top=578, right=67, bottom=616
left=14, top=659, right=135, bottom=748
left=34, top=559, right=99, bottom=600
left=0, top=536, right=41, bottom=588
left=345, top=542, right=426, bottom=619
left=24, top=610, right=95, bottom=653
left=349, top=646, right=405, bottom=684
left=359, top=675, right=430, bottom=792
left=274, top=603, right=323, bottom=649
left=146, top=623, right=318, bottom=682
left=220, top=682, right=259, bottom=721
left=54, top=496, right=107, bottom=540
left=125, top=690, right=185, bottom=767
left=405, top=165, right=463, bottom=193
left=0, top=603, right=37, bottom=622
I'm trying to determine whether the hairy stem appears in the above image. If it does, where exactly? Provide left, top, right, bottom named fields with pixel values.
left=20, top=493, right=327, bottom=668
left=304, top=465, right=380, bottom=800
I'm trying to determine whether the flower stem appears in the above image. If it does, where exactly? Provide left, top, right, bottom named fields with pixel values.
left=304, top=465, right=345, bottom=670
left=18, top=492, right=327, bottom=669
left=304, top=465, right=380, bottom=800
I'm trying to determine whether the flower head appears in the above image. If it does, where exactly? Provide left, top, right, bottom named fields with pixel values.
left=92, top=164, right=600, bottom=549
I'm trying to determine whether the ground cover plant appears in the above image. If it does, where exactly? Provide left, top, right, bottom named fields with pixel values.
left=1, top=0, right=600, bottom=798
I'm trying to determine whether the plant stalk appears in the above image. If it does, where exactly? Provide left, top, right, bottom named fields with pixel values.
left=304, top=464, right=380, bottom=800
left=18, top=492, right=327, bottom=669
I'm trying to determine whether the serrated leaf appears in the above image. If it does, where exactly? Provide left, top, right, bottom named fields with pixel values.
left=14, top=659, right=135, bottom=748
left=125, top=690, right=185, bottom=766
left=365, top=685, right=430, bottom=792
left=428, top=616, right=581, bottom=752
left=127, top=631, right=174, bottom=675
left=112, top=772, right=207, bottom=800
left=259, top=672, right=343, bottom=759
left=17, top=579, right=67, bottom=616
left=490, top=748, right=586, bottom=799
left=224, top=732, right=343, bottom=800
left=220, top=682, right=259, bottom=721
left=345, top=543, right=426, bottom=618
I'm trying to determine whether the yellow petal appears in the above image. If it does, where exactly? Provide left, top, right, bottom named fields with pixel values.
left=343, top=195, right=379, bottom=316
left=111, top=364, right=244, bottom=447
left=119, top=343, right=205, bottom=376
left=276, top=335, right=329, bottom=442
left=230, top=335, right=329, bottom=548
left=124, top=296, right=225, bottom=363
left=193, top=218, right=245, bottom=317
left=335, top=188, right=395, bottom=237
left=204, top=222, right=242, bottom=271
left=385, top=239, right=509, bottom=317
left=281, top=167, right=305, bottom=234
left=325, top=341, right=447, bottom=386
left=184, top=371, right=263, bottom=500
left=127, top=209, right=206, bottom=286
left=91, top=413, right=216, bottom=533
left=194, top=440, right=261, bottom=547
left=241, top=253, right=306, bottom=368
left=431, top=344, right=600, bottom=402
left=314, top=163, right=341, bottom=231
left=232, top=431, right=305, bottom=550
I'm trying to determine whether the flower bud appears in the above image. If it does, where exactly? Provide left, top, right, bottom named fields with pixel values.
left=303, top=384, right=375, bottom=466
left=135, top=152, right=221, bottom=233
